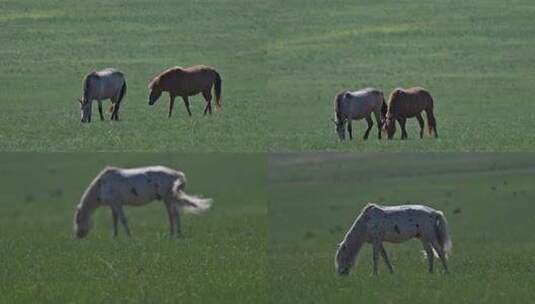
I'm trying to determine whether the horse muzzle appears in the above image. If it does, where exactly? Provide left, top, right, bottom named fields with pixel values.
left=337, top=268, right=350, bottom=276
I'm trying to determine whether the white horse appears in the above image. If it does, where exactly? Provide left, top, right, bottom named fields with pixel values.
left=73, top=166, right=212, bottom=238
left=332, top=88, right=386, bottom=140
left=335, top=203, right=452, bottom=276
left=79, top=68, right=127, bottom=123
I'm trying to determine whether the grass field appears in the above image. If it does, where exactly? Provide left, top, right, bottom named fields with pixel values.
left=0, top=0, right=268, bottom=151
left=2, top=0, right=535, bottom=151
left=268, top=153, right=535, bottom=303
left=268, top=0, right=535, bottom=151
left=0, top=153, right=266, bottom=303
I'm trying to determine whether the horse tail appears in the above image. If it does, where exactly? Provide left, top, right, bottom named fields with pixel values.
left=424, top=93, right=437, bottom=137
left=110, top=81, right=127, bottom=113
left=333, top=92, right=345, bottom=121
left=172, top=178, right=212, bottom=214
left=434, top=210, right=452, bottom=256
left=380, top=94, right=388, bottom=123
left=213, top=70, right=222, bottom=110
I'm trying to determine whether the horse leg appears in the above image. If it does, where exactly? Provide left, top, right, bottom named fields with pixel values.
left=374, top=111, right=382, bottom=139
left=182, top=96, right=192, bottom=117
left=416, top=114, right=424, bottom=139
left=372, top=243, right=380, bottom=276
left=363, top=115, right=373, bottom=140
left=112, top=102, right=121, bottom=121
left=98, top=100, right=104, bottom=121
left=113, top=205, right=131, bottom=236
left=168, top=95, right=176, bottom=118
left=87, top=101, right=92, bottom=123
left=422, top=240, right=434, bottom=273
left=164, top=200, right=178, bottom=237
left=111, top=208, right=118, bottom=237
left=379, top=243, right=394, bottom=274
left=430, top=239, right=449, bottom=274
left=398, top=118, right=408, bottom=139
left=202, top=90, right=213, bottom=116
left=347, top=121, right=353, bottom=140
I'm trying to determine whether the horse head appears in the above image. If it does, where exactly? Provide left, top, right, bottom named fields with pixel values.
left=73, top=207, right=92, bottom=238
left=331, top=118, right=346, bottom=140
left=335, top=242, right=352, bottom=276
left=78, top=98, right=92, bottom=123
left=382, top=116, right=396, bottom=139
left=147, top=81, right=162, bottom=105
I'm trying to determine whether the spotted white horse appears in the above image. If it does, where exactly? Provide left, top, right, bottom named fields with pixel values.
left=78, top=68, right=127, bottom=123
left=335, top=203, right=452, bottom=276
left=73, top=166, right=212, bottom=238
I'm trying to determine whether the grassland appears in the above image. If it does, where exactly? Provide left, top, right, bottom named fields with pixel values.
left=267, top=0, right=535, bottom=151
left=2, top=0, right=535, bottom=151
left=268, top=153, right=535, bottom=303
left=0, top=153, right=266, bottom=303
left=0, top=0, right=268, bottom=151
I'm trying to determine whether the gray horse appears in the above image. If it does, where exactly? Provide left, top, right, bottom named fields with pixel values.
left=78, top=68, right=127, bottom=123
left=332, top=88, right=387, bottom=140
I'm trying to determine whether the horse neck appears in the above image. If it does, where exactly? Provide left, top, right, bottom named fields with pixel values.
left=78, top=178, right=101, bottom=216
left=344, top=217, right=368, bottom=254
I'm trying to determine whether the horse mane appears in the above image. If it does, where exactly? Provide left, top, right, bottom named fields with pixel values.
left=148, top=66, right=183, bottom=89
left=82, top=72, right=98, bottom=97
left=338, top=203, right=378, bottom=269
left=77, top=166, right=117, bottom=211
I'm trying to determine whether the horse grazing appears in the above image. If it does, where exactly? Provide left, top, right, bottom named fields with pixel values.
left=335, top=203, right=452, bottom=276
left=78, top=68, right=127, bottom=123
left=383, top=87, right=438, bottom=139
left=148, top=65, right=222, bottom=117
left=73, top=166, right=212, bottom=238
left=332, top=88, right=387, bottom=140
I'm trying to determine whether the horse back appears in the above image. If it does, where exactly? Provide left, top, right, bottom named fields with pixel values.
left=338, top=89, right=383, bottom=120
left=388, top=87, right=433, bottom=118
left=83, top=69, right=125, bottom=100
left=165, top=65, right=217, bottom=96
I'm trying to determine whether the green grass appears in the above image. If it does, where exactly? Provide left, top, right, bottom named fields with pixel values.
left=0, top=0, right=268, bottom=151
left=0, top=153, right=266, bottom=303
left=2, top=0, right=535, bottom=151
left=268, top=153, right=535, bottom=303
left=267, top=0, right=535, bottom=151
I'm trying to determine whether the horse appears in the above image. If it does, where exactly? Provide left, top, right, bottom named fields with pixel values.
left=382, top=87, right=438, bottom=139
left=331, top=88, right=387, bottom=140
left=78, top=68, right=127, bottom=123
left=335, top=203, right=452, bottom=276
left=147, top=65, right=222, bottom=117
left=73, top=166, right=212, bottom=238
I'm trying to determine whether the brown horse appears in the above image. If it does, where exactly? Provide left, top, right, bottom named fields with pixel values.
left=383, top=87, right=438, bottom=140
left=148, top=65, right=222, bottom=117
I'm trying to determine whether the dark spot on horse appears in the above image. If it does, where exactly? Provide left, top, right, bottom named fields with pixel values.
left=394, top=225, right=400, bottom=234
left=131, top=187, right=138, bottom=196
